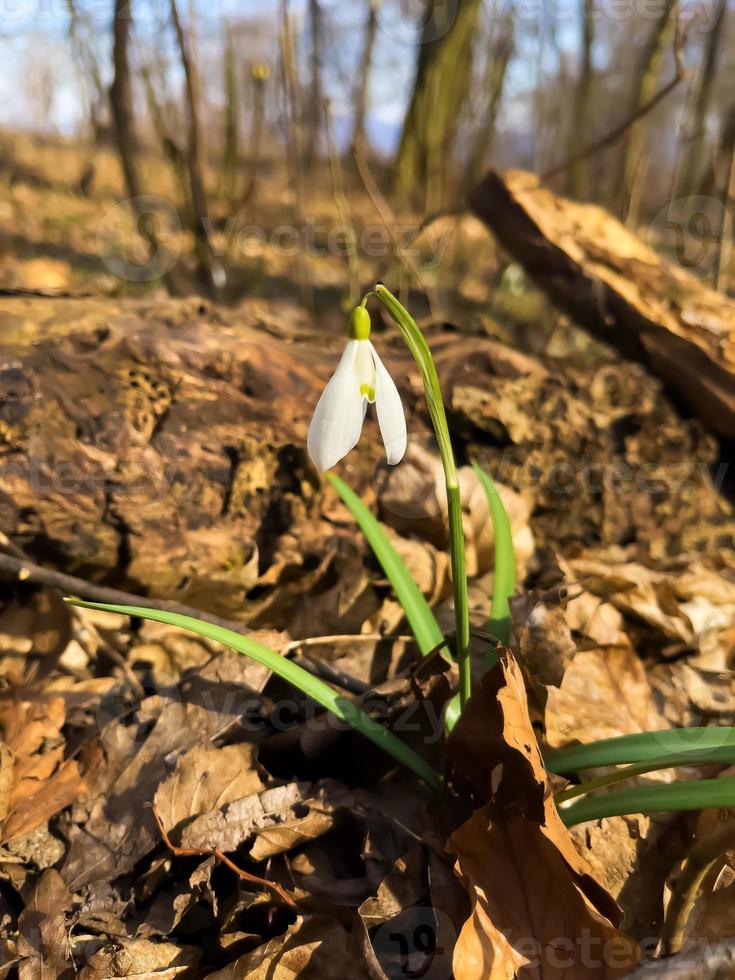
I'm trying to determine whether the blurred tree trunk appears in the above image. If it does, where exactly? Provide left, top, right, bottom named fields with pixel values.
left=613, top=0, right=677, bottom=218
left=350, top=0, right=379, bottom=155
left=567, top=0, right=594, bottom=199
left=675, top=0, right=727, bottom=198
left=699, top=100, right=735, bottom=197
left=169, top=0, right=221, bottom=293
left=66, top=0, right=106, bottom=139
left=109, top=0, right=170, bottom=283
left=395, top=0, right=484, bottom=209
left=466, top=13, right=514, bottom=185
left=222, top=32, right=240, bottom=215
left=110, top=0, right=144, bottom=201
left=222, top=32, right=239, bottom=213
left=304, top=0, right=323, bottom=168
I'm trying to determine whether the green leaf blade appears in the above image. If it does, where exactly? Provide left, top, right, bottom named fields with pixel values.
left=63, top=597, right=441, bottom=791
left=326, top=473, right=445, bottom=658
left=560, top=777, right=735, bottom=826
left=546, top=728, right=735, bottom=774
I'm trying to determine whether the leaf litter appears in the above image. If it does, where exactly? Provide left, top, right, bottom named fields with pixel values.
left=1, top=300, right=735, bottom=975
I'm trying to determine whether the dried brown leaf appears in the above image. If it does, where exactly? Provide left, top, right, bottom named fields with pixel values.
left=545, top=646, right=670, bottom=750
left=153, top=743, right=264, bottom=841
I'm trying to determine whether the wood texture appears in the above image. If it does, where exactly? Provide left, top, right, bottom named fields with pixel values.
left=469, top=170, right=735, bottom=439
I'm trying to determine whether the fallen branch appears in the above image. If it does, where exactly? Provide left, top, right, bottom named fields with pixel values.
left=0, top=551, right=251, bottom=636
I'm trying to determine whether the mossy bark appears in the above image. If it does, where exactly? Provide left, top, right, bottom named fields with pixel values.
left=394, top=0, right=483, bottom=209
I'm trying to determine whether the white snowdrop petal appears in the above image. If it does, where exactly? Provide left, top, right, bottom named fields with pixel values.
left=371, top=343, right=407, bottom=466
left=307, top=341, right=365, bottom=471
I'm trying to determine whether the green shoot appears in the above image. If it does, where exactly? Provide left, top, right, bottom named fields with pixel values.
left=559, top=777, right=735, bottom=826
left=546, top=728, right=735, bottom=774
left=371, top=284, right=471, bottom=708
left=326, top=473, right=447, bottom=659
left=63, top=598, right=442, bottom=791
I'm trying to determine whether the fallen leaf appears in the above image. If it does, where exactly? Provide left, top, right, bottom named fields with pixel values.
left=204, top=915, right=373, bottom=979
left=545, top=646, right=670, bottom=750
left=447, top=655, right=639, bottom=978
left=153, top=743, right=264, bottom=841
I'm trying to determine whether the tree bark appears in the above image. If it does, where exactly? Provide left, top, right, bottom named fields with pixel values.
left=395, top=0, right=484, bottom=209
left=613, top=0, right=678, bottom=217
left=350, top=0, right=379, bottom=155
left=169, top=0, right=221, bottom=293
left=469, top=169, right=735, bottom=439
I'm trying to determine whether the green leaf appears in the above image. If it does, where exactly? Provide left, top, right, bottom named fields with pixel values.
left=472, top=463, right=515, bottom=652
left=556, top=744, right=735, bottom=804
left=559, top=777, right=735, bottom=826
left=326, top=473, right=446, bottom=659
left=546, top=728, right=735, bottom=774
left=63, top=598, right=441, bottom=791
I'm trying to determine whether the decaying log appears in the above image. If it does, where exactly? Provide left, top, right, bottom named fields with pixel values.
left=469, top=170, right=735, bottom=440
left=1, top=295, right=733, bottom=632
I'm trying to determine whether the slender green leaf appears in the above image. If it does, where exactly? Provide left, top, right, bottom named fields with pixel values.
left=547, top=728, right=735, bottom=774
left=472, top=463, right=515, bottom=651
left=326, top=472, right=446, bottom=658
left=373, top=285, right=470, bottom=708
left=556, top=744, right=735, bottom=804
left=63, top=598, right=441, bottom=791
left=560, top=777, right=735, bottom=826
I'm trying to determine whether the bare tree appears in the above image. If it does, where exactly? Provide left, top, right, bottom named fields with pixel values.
left=222, top=30, right=239, bottom=213
left=395, top=0, right=484, bottom=209
left=567, top=0, right=595, bottom=198
left=466, top=11, right=514, bottom=185
left=613, top=0, right=678, bottom=217
left=675, top=0, right=727, bottom=198
left=303, top=0, right=324, bottom=168
left=350, top=0, right=380, bottom=155
left=169, top=0, right=222, bottom=292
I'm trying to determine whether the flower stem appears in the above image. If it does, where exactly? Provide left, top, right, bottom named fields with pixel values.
left=370, top=284, right=471, bottom=708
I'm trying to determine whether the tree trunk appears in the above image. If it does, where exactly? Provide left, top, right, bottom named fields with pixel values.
left=303, top=0, right=323, bottom=168
left=466, top=13, right=514, bottom=185
left=613, top=0, right=677, bottom=217
left=350, top=0, right=379, bottom=155
left=169, top=0, right=221, bottom=293
left=395, top=0, right=484, bottom=209
left=675, top=0, right=727, bottom=198
left=222, top=32, right=239, bottom=212
left=567, top=0, right=594, bottom=199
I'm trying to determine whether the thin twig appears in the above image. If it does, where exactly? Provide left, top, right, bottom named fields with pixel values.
left=351, top=143, right=440, bottom=316
left=541, top=18, right=689, bottom=183
left=150, top=804, right=299, bottom=908
left=0, top=551, right=251, bottom=636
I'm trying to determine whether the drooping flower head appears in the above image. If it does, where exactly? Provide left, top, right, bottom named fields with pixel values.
left=307, top=306, right=407, bottom=472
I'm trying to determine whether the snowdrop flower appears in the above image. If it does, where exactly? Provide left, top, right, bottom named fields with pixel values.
left=308, top=306, right=407, bottom=472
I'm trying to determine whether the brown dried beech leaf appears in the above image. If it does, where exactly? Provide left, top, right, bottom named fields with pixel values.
left=153, top=743, right=264, bottom=841
left=0, top=695, right=86, bottom=843
left=17, top=869, right=74, bottom=980
left=204, top=915, right=373, bottom=980
left=79, top=939, right=201, bottom=979
left=545, top=646, right=670, bottom=750
left=447, top=654, right=639, bottom=978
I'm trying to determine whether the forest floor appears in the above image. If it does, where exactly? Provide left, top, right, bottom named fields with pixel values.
left=0, top=134, right=734, bottom=978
